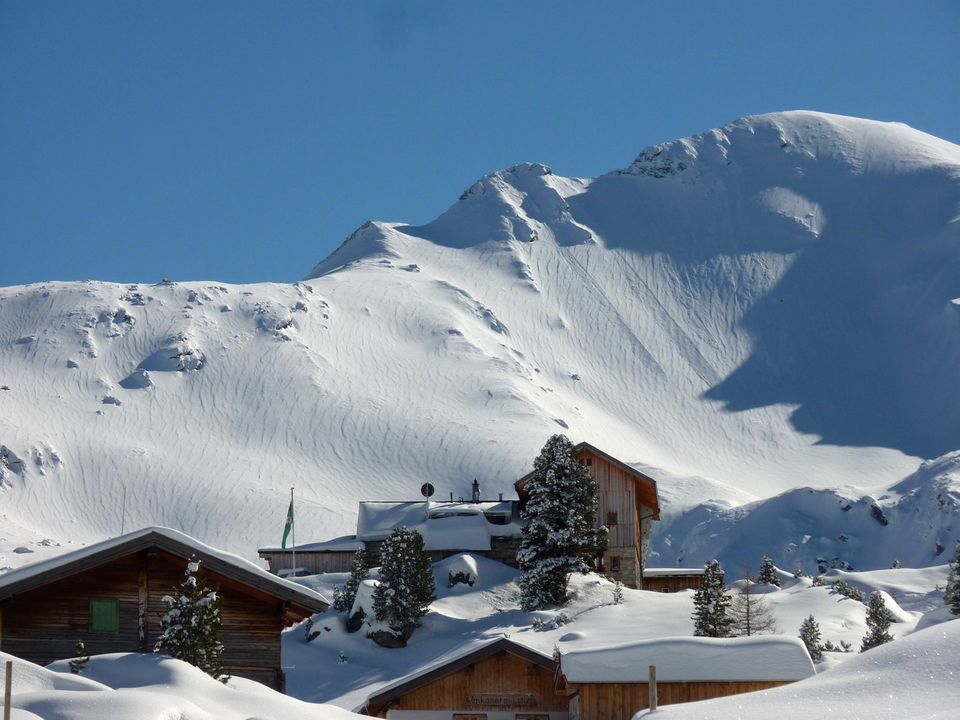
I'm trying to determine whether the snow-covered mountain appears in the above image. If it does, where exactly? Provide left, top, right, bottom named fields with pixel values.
left=1, top=111, right=958, bottom=573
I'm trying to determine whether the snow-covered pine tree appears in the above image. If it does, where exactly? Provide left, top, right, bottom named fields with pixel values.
left=334, top=548, right=370, bottom=614
left=692, top=560, right=732, bottom=637
left=945, top=541, right=960, bottom=616
left=154, top=557, right=228, bottom=681
left=860, top=591, right=894, bottom=652
left=798, top=615, right=823, bottom=663
left=371, top=527, right=435, bottom=646
left=68, top=639, right=89, bottom=674
left=517, top=434, right=605, bottom=610
left=758, top=555, right=781, bottom=587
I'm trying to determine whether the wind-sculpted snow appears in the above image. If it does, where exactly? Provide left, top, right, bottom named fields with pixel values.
left=0, top=111, right=958, bottom=569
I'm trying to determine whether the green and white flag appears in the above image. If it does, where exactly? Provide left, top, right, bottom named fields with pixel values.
left=281, top=499, right=294, bottom=549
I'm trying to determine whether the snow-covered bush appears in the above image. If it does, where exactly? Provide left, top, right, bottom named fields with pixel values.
left=517, top=434, right=605, bottom=610
left=348, top=578, right=379, bottom=633
left=692, top=560, right=732, bottom=637
left=371, top=527, right=435, bottom=646
left=612, top=580, right=624, bottom=605
left=154, top=557, right=228, bottom=682
left=447, top=553, right=479, bottom=588
left=831, top=579, right=864, bottom=602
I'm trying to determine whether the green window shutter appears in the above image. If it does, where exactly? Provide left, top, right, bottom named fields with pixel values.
left=89, top=598, right=120, bottom=633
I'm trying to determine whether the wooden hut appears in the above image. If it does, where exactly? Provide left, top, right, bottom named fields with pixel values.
left=363, top=636, right=569, bottom=719
left=516, top=442, right=661, bottom=589
left=258, top=534, right=365, bottom=576
left=557, top=635, right=816, bottom=720
left=641, top=567, right=713, bottom=593
left=0, top=526, right=329, bottom=691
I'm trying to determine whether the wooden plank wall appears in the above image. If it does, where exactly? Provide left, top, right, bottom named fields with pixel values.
left=574, top=680, right=794, bottom=719
left=374, top=651, right=568, bottom=717
left=581, top=451, right=637, bottom=549
left=1, top=549, right=288, bottom=690
left=260, top=550, right=356, bottom=574
left=642, top=575, right=706, bottom=593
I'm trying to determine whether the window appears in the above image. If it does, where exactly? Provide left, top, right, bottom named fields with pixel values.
left=584, top=458, right=592, bottom=466
left=610, top=557, right=621, bottom=572
left=89, top=598, right=120, bottom=633
left=606, top=511, right=618, bottom=526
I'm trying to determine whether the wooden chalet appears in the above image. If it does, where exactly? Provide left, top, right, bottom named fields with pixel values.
left=363, top=636, right=568, bottom=719
left=516, top=442, right=661, bottom=589
left=261, top=440, right=706, bottom=592
left=0, top=526, right=329, bottom=690
left=556, top=636, right=816, bottom=720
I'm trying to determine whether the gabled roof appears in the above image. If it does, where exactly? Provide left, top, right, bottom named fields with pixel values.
left=364, top=636, right=556, bottom=713
left=559, top=635, right=815, bottom=684
left=0, top=526, right=329, bottom=612
left=516, top=441, right=661, bottom=520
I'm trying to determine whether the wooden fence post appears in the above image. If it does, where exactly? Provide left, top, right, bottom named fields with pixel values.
left=648, top=664, right=657, bottom=712
left=3, top=660, right=12, bottom=720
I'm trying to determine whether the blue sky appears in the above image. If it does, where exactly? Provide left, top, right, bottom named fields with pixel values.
left=1, top=1, right=957, bottom=286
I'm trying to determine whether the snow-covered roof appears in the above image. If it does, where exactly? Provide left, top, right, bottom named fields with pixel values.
left=355, top=500, right=520, bottom=547
left=357, top=502, right=427, bottom=540
left=560, top=635, right=815, bottom=683
left=0, top=526, right=329, bottom=611
left=259, top=534, right=364, bottom=553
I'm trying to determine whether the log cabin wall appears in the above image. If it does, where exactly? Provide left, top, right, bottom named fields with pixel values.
left=641, top=574, right=708, bottom=593
left=370, top=651, right=567, bottom=718
left=260, top=549, right=356, bottom=575
left=571, top=680, right=794, bottom=719
left=1, top=549, right=289, bottom=690
left=578, top=450, right=642, bottom=587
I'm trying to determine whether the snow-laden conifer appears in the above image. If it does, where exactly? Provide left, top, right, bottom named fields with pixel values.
left=154, top=557, right=228, bottom=681
left=944, top=541, right=960, bottom=616
left=334, top=548, right=369, bottom=614
left=799, top=614, right=823, bottom=663
left=691, top=559, right=732, bottom=637
left=372, top=527, right=435, bottom=645
left=860, top=591, right=894, bottom=652
left=517, top=435, right=605, bottom=610
left=758, top=555, right=781, bottom=586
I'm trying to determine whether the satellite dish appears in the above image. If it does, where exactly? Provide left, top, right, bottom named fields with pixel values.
left=420, top=482, right=435, bottom=498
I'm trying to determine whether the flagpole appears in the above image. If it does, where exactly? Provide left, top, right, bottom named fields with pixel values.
left=290, top=487, right=296, bottom=577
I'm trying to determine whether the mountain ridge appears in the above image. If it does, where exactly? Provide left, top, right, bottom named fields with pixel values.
left=1, top=110, right=957, bottom=573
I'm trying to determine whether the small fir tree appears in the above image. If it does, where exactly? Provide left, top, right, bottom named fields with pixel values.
left=334, top=549, right=370, bottom=613
left=517, top=435, right=606, bottom=610
left=154, top=557, right=228, bottom=682
left=798, top=615, right=823, bottom=663
left=729, top=581, right=778, bottom=636
left=692, top=560, right=733, bottom=637
left=757, top=555, right=781, bottom=587
left=612, top=580, right=624, bottom=605
left=372, top=527, right=435, bottom=645
left=68, top=640, right=89, bottom=674
left=860, top=591, right=894, bottom=652
left=944, top=541, right=960, bottom=616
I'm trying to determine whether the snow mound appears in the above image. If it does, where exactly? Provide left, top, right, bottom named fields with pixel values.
left=636, top=620, right=960, bottom=720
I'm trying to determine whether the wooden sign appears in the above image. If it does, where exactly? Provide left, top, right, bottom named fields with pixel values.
left=466, top=692, right=536, bottom=707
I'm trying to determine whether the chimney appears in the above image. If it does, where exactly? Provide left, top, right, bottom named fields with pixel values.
left=472, top=479, right=481, bottom=504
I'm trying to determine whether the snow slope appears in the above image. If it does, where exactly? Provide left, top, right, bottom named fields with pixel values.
left=1, top=651, right=362, bottom=720
left=282, top=555, right=950, bottom=711
left=1, top=111, right=958, bottom=571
